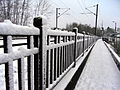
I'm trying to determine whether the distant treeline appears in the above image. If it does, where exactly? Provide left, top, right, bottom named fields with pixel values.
left=65, top=22, right=102, bottom=36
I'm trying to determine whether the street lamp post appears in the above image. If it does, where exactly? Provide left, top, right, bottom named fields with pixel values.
left=112, top=21, right=117, bottom=32
left=112, top=21, right=117, bottom=47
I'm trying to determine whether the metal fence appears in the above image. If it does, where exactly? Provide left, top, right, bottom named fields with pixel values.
left=0, top=19, right=97, bottom=90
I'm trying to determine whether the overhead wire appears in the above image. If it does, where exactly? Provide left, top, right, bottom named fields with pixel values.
left=76, top=0, right=88, bottom=16
left=49, top=0, right=86, bottom=27
left=48, top=0, right=61, bottom=7
left=47, top=0, right=68, bottom=28
left=59, top=0, right=68, bottom=8
left=58, top=0, right=79, bottom=15
left=81, top=0, right=87, bottom=8
left=53, top=0, right=82, bottom=23
left=69, top=14, right=81, bottom=23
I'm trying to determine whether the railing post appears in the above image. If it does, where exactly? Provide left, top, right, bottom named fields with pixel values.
left=88, top=35, right=90, bottom=48
left=33, top=16, right=47, bottom=90
left=87, top=33, right=90, bottom=49
left=86, top=32, right=89, bottom=50
left=82, top=31, right=85, bottom=56
left=72, top=27, right=78, bottom=67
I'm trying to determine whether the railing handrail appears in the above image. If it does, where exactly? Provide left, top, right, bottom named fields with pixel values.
left=47, top=29, right=75, bottom=36
left=0, top=20, right=39, bottom=35
left=0, top=48, right=38, bottom=64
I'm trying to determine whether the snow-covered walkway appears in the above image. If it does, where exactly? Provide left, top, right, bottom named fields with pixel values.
left=75, top=39, right=120, bottom=90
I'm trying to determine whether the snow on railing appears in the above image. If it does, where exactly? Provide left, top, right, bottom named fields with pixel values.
left=33, top=17, right=98, bottom=90
left=0, top=20, right=39, bottom=35
left=0, top=20, right=40, bottom=90
left=0, top=18, right=98, bottom=90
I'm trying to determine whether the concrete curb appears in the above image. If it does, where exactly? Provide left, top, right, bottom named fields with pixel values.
left=104, top=41, right=120, bottom=70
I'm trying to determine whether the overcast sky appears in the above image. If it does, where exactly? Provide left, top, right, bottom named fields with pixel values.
left=48, top=0, right=120, bottom=29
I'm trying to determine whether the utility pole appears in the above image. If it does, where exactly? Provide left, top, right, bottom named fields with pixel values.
left=95, top=4, right=98, bottom=35
left=112, top=21, right=117, bottom=32
left=101, top=21, right=104, bottom=37
left=56, top=8, right=58, bottom=29
left=55, top=8, right=70, bottom=29
left=115, top=23, right=117, bottom=32
left=82, top=4, right=99, bottom=35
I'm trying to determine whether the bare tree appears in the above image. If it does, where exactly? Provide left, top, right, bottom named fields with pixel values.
left=6, top=0, right=12, bottom=19
left=20, top=0, right=26, bottom=25
left=0, top=0, right=52, bottom=25
left=23, top=0, right=30, bottom=25
left=34, top=0, right=52, bottom=16
left=13, top=0, right=20, bottom=24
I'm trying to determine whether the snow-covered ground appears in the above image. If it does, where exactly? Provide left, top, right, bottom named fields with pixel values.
left=75, top=39, right=120, bottom=90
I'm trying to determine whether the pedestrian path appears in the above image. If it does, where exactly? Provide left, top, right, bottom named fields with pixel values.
left=74, top=39, right=120, bottom=90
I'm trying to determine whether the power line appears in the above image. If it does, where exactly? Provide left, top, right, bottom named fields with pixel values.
left=68, top=13, right=79, bottom=21
left=52, top=0, right=82, bottom=22
left=86, top=5, right=96, bottom=8
left=57, top=0, right=79, bottom=16
left=77, top=0, right=85, bottom=12
left=59, top=0, right=87, bottom=21
left=81, top=0, right=87, bottom=8
left=85, top=8, right=96, bottom=15
left=56, top=8, right=70, bottom=28
left=80, top=4, right=99, bottom=35
left=59, top=0, right=68, bottom=8
left=49, top=0, right=60, bottom=7
left=49, top=0, right=85, bottom=27
left=76, top=0, right=88, bottom=16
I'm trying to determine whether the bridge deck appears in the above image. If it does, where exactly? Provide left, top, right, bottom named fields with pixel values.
left=75, top=39, right=120, bottom=90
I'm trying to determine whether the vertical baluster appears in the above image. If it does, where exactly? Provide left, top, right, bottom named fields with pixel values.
left=58, top=36, right=61, bottom=76
left=3, top=36, right=14, bottom=90
left=68, top=36, right=71, bottom=66
left=66, top=37, right=68, bottom=68
left=82, top=32, right=85, bottom=56
left=66, top=37, right=68, bottom=69
left=57, top=46, right=59, bottom=77
left=62, top=36, right=65, bottom=72
left=67, top=44, right=69, bottom=68
left=84, top=36, right=86, bottom=51
left=88, top=35, right=90, bottom=48
left=64, top=36, right=67, bottom=70
left=27, top=36, right=34, bottom=90
left=18, top=57, right=25, bottom=90
left=55, top=36, right=58, bottom=80
left=61, top=36, right=64, bottom=73
left=50, top=49, right=53, bottom=84
left=69, top=37, right=72, bottom=65
left=60, top=45, right=63, bottom=74
left=48, top=49, right=51, bottom=87
left=46, top=35, right=50, bottom=87
left=78, top=42, right=80, bottom=57
left=52, top=48, right=55, bottom=82
left=57, top=36, right=60, bottom=77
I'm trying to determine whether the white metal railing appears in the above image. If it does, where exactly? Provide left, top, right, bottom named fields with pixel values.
left=0, top=18, right=98, bottom=90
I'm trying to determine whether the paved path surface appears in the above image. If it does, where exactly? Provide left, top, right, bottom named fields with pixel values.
left=75, top=39, right=120, bottom=90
